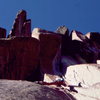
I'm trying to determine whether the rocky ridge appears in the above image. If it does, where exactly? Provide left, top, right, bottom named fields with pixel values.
left=0, top=10, right=99, bottom=100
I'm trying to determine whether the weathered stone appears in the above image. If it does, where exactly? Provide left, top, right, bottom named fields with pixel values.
left=22, top=19, right=31, bottom=37
left=70, top=30, right=88, bottom=42
left=85, top=32, right=91, bottom=39
left=65, top=64, right=100, bottom=100
left=56, top=26, right=69, bottom=36
left=39, top=33, right=61, bottom=75
left=97, top=60, right=100, bottom=64
left=0, top=27, right=6, bottom=38
left=0, top=80, right=76, bottom=100
left=44, top=73, right=62, bottom=82
left=31, top=28, right=41, bottom=39
left=65, top=64, right=100, bottom=86
left=0, top=37, right=41, bottom=81
left=32, top=28, right=62, bottom=75
left=8, top=10, right=31, bottom=37
left=86, top=32, right=100, bottom=45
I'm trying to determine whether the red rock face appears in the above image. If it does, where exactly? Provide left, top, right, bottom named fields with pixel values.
left=32, top=28, right=62, bottom=75
left=0, top=10, right=100, bottom=82
left=0, top=37, right=40, bottom=81
left=39, top=33, right=61, bottom=75
left=8, top=10, right=31, bottom=37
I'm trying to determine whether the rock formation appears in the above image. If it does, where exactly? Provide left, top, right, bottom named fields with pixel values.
left=8, top=10, right=31, bottom=37
left=0, top=80, right=76, bottom=100
left=0, top=10, right=100, bottom=100
left=32, top=28, right=62, bottom=75
left=65, top=64, right=100, bottom=86
left=0, top=37, right=41, bottom=81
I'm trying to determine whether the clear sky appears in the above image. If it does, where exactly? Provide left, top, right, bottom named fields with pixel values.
left=0, top=0, right=100, bottom=35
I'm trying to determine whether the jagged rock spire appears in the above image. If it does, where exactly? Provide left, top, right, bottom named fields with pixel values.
left=8, top=10, right=31, bottom=37
left=56, top=26, right=69, bottom=36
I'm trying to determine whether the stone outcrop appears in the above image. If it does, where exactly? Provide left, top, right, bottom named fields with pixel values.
left=70, top=30, right=88, bottom=42
left=0, top=10, right=100, bottom=100
left=0, top=80, right=76, bottom=100
left=64, top=64, right=100, bottom=100
left=65, top=64, right=100, bottom=86
left=8, top=10, right=31, bottom=37
left=32, top=28, right=62, bottom=75
left=0, top=37, right=41, bottom=81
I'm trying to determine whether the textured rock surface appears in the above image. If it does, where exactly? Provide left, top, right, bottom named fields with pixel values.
left=9, top=10, right=31, bottom=37
left=40, top=33, right=61, bottom=75
left=70, top=30, right=88, bottom=42
left=32, top=28, right=62, bottom=75
left=70, top=84, right=100, bottom=100
left=65, top=64, right=100, bottom=86
left=63, top=64, right=100, bottom=100
left=0, top=37, right=41, bottom=81
left=0, top=80, right=75, bottom=100
left=0, top=10, right=100, bottom=100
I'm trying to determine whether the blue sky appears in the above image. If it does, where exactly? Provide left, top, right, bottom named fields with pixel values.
left=0, top=0, right=100, bottom=35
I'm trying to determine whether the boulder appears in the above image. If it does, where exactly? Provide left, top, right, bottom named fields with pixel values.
left=22, top=19, right=31, bottom=37
left=65, top=64, right=100, bottom=86
left=56, top=26, right=71, bottom=56
left=65, top=64, right=100, bottom=100
left=0, top=80, right=75, bottom=100
left=69, top=82, right=100, bottom=100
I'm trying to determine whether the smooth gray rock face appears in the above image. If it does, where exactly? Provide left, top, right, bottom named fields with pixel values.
left=0, top=80, right=75, bottom=100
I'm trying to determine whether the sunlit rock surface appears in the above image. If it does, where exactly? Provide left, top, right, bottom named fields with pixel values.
left=0, top=10, right=100, bottom=100
left=65, top=64, right=100, bottom=86
left=0, top=80, right=76, bottom=100
left=70, top=30, right=87, bottom=42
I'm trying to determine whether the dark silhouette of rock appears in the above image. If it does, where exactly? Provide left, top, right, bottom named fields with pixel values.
left=22, top=19, right=31, bottom=37
left=86, top=32, right=100, bottom=45
left=56, top=26, right=69, bottom=36
left=8, top=10, right=31, bottom=37
left=32, top=28, right=62, bottom=75
left=0, top=27, right=6, bottom=38
left=0, top=37, right=41, bottom=81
